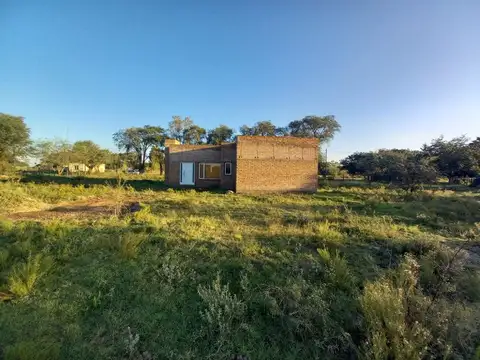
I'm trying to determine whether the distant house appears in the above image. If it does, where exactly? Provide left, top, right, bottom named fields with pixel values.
left=66, top=163, right=106, bottom=173
left=165, top=136, right=319, bottom=192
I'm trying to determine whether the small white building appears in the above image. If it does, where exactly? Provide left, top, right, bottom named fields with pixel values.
left=67, top=163, right=105, bottom=173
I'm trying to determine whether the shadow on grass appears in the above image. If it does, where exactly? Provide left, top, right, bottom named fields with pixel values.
left=359, top=195, right=480, bottom=234
left=8, top=174, right=231, bottom=194
left=10, top=174, right=169, bottom=191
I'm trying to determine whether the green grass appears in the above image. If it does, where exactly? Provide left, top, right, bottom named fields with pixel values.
left=0, top=179, right=479, bottom=359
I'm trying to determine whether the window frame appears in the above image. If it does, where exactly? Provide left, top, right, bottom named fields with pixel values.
left=199, top=163, right=221, bottom=180
left=224, top=162, right=232, bottom=176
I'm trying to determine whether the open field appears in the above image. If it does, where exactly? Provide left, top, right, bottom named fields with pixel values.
left=0, top=177, right=479, bottom=359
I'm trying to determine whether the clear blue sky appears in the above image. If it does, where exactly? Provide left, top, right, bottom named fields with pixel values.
left=1, top=0, right=479, bottom=160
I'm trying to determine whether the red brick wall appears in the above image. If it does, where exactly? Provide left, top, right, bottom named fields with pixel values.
left=235, top=136, right=318, bottom=192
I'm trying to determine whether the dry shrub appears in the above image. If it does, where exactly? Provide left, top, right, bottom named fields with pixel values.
left=361, top=256, right=431, bottom=360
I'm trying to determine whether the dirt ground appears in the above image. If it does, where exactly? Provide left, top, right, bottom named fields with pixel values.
left=5, top=198, right=122, bottom=220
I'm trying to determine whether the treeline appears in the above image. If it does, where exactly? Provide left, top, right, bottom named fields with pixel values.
left=0, top=113, right=341, bottom=174
left=339, top=136, right=480, bottom=189
left=2, top=112, right=479, bottom=186
left=111, top=115, right=340, bottom=172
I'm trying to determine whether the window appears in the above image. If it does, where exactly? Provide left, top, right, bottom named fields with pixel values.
left=199, top=163, right=221, bottom=179
left=225, top=162, right=232, bottom=175
left=74, top=165, right=79, bottom=170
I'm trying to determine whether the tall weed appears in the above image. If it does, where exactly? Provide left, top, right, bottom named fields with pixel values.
left=8, top=254, right=52, bottom=297
left=361, top=256, right=431, bottom=360
left=198, top=274, right=246, bottom=352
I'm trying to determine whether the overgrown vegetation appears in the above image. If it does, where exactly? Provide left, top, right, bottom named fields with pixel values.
left=0, top=179, right=479, bottom=359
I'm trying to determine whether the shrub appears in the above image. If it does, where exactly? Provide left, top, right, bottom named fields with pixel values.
left=361, top=256, right=431, bottom=360
left=118, top=233, right=147, bottom=259
left=8, top=254, right=51, bottom=297
left=198, top=274, right=246, bottom=351
left=317, top=248, right=354, bottom=289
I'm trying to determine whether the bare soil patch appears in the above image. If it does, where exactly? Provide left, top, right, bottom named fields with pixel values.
left=5, top=198, right=119, bottom=220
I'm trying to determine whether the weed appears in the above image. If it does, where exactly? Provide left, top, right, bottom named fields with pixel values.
left=4, top=340, right=60, bottom=360
left=0, top=180, right=479, bottom=359
left=8, top=253, right=51, bottom=297
left=361, top=256, right=431, bottom=360
left=198, top=274, right=246, bottom=352
left=118, top=233, right=147, bottom=259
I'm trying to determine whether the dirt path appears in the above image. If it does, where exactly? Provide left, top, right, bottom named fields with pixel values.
left=5, top=198, right=122, bottom=220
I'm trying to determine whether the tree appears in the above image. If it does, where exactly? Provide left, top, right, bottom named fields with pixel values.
left=239, top=121, right=278, bottom=136
left=469, top=137, right=480, bottom=173
left=34, top=139, right=72, bottom=175
left=341, top=149, right=438, bottom=190
left=287, top=115, right=341, bottom=142
left=113, top=126, right=165, bottom=170
left=422, top=136, right=477, bottom=182
left=206, top=125, right=234, bottom=145
left=71, top=140, right=107, bottom=171
left=183, top=125, right=207, bottom=145
left=0, top=113, right=31, bottom=170
left=168, top=116, right=193, bottom=143
left=149, top=146, right=165, bottom=175
left=340, top=152, right=379, bottom=178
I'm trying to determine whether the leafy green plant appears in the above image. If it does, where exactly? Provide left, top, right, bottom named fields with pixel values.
left=8, top=254, right=51, bottom=297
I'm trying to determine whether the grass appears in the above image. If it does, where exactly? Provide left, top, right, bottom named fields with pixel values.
left=0, top=178, right=479, bottom=359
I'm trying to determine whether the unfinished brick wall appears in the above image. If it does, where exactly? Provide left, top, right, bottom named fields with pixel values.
left=235, top=136, right=318, bottom=193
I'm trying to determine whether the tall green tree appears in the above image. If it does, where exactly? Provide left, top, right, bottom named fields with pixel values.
left=239, top=121, right=278, bottom=136
left=469, top=137, right=480, bottom=173
left=168, top=116, right=193, bottom=143
left=422, top=136, right=477, bottom=182
left=149, top=146, right=165, bottom=175
left=34, top=139, right=72, bottom=174
left=113, top=126, right=165, bottom=170
left=287, top=115, right=341, bottom=142
left=71, top=140, right=108, bottom=170
left=206, top=125, right=234, bottom=145
left=183, top=125, right=207, bottom=144
left=341, top=149, right=438, bottom=190
left=0, top=113, right=31, bottom=170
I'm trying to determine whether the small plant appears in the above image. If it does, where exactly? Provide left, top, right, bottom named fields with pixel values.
left=119, top=233, right=147, bottom=259
left=317, top=248, right=354, bottom=289
left=0, top=248, right=9, bottom=270
left=125, top=326, right=140, bottom=358
left=198, top=274, right=246, bottom=351
left=8, top=253, right=50, bottom=297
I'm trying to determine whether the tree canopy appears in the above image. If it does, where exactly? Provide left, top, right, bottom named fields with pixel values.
left=71, top=140, right=109, bottom=169
left=206, top=125, right=234, bottom=145
left=240, top=121, right=278, bottom=136
left=168, top=116, right=194, bottom=144
left=287, top=115, right=341, bottom=142
left=0, top=113, right=31, bottom=168
left=113, top=126, right=165, bottom=170
left=340, top=149, right=438, bottom=190
left=183, top=125, right=207, bottom=145
left=422, top=136, right=477, bottom=181
left=34, top=138, right=73, bottom=174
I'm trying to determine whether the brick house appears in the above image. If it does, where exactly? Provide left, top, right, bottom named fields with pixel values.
left=165, top=136, right=319, bottom=192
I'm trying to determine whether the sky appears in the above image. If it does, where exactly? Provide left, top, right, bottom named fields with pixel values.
left=1, top=0, right=479, bottom=160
